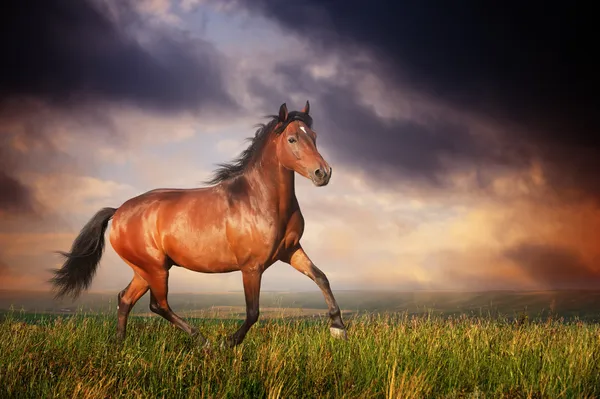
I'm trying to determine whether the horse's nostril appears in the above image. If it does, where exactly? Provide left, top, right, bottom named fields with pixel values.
left=314, top=169, right=323, bottom=178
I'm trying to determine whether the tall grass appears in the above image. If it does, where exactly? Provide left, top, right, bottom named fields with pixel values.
left=1, top=311, right=599, bottom=398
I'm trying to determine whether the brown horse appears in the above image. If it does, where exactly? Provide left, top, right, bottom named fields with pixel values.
left=50, top=102, right=347, bottom=347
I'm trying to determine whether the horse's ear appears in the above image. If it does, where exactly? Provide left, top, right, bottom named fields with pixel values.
left=278, top=103, right=288, bottom=122
left=302, top=100, right=310, bottom=115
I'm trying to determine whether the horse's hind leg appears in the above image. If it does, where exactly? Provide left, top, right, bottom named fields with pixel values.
left=117, top=272, right=149, bottom=341
left=147, top=268, right=209, bottom=345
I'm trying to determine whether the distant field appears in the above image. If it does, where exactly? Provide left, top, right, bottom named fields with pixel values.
left=2, top=289, right=600, bottom=322
left=2, top=311, right=600, bottom=398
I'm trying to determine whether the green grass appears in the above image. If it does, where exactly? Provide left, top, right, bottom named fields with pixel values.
left=2, top=311, right=600, bottom=398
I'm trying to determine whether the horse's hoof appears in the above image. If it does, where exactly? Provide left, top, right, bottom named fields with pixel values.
left=220, top=335, right=240, bottom=349
left=113, top=334, right=126, bottom=347
left=330, top=327, right=348, bottom=340
left=222, top=340, right=235, bottom=349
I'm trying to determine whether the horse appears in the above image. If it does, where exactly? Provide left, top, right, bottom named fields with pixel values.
left=50, top=101, right=348, bottom=347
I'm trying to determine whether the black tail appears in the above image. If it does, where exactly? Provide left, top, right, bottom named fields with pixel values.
left=50, top=207, right=117, bottom=299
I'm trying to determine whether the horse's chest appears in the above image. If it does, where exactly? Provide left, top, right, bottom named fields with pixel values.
left=225, top=212, right=276, bottom=258
left=227, top=211, right=301, bottom=266
left=271, top=211, right=304, bottom=261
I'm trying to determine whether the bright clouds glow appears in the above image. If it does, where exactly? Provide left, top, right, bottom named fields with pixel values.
left=1, top=0, right=598, bottom=294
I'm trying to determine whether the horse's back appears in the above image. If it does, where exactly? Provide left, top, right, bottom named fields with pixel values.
left=112, top=187, right=200, bottom=227
left=109, top=187, right=214, bottom=262
left=109, top=185, right=240, bottom=271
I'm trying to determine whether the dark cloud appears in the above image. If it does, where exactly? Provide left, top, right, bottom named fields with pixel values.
left=0, top=0, right=240, bottom=216
left=0, top=132, right=37, bottom=216
left=0, top=250, right=9, bottom=293
left=317, top=87, right=484, bottom=184
left=504, top=244, right=600, bottom=290
left=0, top=171, right=33, bottom=216
left=246, top=77, right=287, bottom=113
left=0, top=0, right=235, bottom=112
left=249, top=61, right=527, bottom=190
left=242, top=0, right=595, bottom=135
left=240, top=0, right=599, bottom=199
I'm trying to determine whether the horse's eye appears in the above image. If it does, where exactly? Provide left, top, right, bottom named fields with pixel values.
left=288, top=137, right=297, bottom=144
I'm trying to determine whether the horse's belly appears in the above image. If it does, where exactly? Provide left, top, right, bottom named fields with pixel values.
left=166, top=241, right=239, bottom=272
left=179, top=261, right=240, bottom=273
left=163, top=229, right=239, bottom=273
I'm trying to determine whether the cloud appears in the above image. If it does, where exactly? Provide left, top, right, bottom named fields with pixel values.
left=0, top=171, right=34, bottom=217
left=1, top=0, right=235, bottom=112
left=247, top=55, right=528, bottom=194
left=0, top=256, right=7, bottom=277
left=288, top=165, right=600, bottom=291
left=235, top=0, right=599, bottom=201
left=0, top=232, right=84, bottom=290
left=0, top=233, right=77, bottom=258
left=0, top=0, right=240, bottom=218
left=238, top=1, right=595, bottom=133
left=24, top=174, right=137, bottom=215
left=504, top=244, right=600, bottom=290
left=133, top=0, right=183, bottom=25
left=2, top=0, right=598, bottom=293
left=423, top=249, right=526, bottom=291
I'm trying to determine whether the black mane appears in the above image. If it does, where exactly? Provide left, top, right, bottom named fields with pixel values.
left=206, top=110, right=313, bottom=185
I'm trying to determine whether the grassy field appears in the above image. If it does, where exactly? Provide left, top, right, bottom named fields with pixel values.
left=2, top=310, right=600, bottom=398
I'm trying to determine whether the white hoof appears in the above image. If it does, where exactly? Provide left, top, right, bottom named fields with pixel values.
left=330, top=327, right=348, bottom=340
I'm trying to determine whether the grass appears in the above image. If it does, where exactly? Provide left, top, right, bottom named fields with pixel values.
left=1, top=311, right=600, bottom=398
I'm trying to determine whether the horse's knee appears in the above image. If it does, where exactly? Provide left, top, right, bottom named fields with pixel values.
left=117, top=288, right=127, bottom=303
left=117, top=290, right=130, bottom=314
left=329, top=308, right=341, bottom=320
left=149, top=300, right=167, bottom=316
left=247, top=308, right=259, bottom=325
left=313, top=269, right=330, bottom=288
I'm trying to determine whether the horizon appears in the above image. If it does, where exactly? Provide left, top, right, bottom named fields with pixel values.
left=4, top=289, right=600, bottom=324
left=5, top=288, right=600, bottom=294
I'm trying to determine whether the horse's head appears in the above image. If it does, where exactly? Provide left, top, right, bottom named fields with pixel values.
left=275, top=101, right=332, bottom=187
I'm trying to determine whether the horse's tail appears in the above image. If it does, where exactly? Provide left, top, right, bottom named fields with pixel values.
left=50, top=207, right=117, bottom=299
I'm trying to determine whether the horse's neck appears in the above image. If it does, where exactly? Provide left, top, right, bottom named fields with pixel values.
left=276, top=165, right=296, bottom=213
left=246, top=155, right=296, bottom=216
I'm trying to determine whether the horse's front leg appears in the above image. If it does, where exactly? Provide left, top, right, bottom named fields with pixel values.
left=283, top=245, right=347, bottom=340
left=226, top=268, right=262, bottom=347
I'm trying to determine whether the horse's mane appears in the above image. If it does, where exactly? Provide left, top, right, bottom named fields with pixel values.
left=206, top=110, right=313, bottom=185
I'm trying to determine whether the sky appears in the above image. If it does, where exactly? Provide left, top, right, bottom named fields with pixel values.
left=0, top=0, right=598, bottom=294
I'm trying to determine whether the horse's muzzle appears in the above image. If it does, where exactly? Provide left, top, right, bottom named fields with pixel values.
left=311, top=166, right=332, bottom=186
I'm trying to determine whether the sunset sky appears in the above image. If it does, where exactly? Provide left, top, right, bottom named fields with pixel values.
left=1, top=0, right=598, bottom=294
